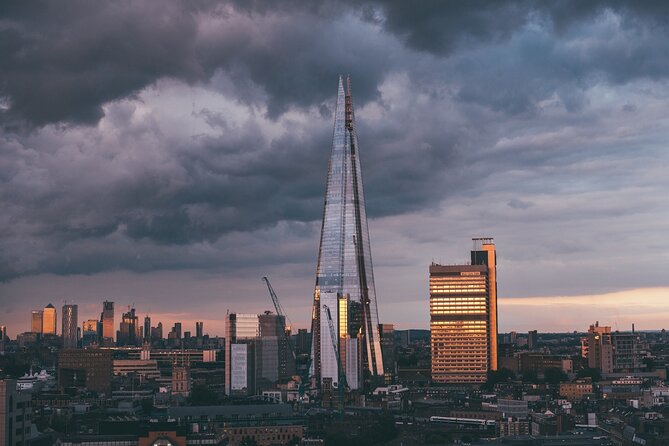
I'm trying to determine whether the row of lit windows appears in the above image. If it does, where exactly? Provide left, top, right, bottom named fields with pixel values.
left=431, top=312, right=487, bottom=317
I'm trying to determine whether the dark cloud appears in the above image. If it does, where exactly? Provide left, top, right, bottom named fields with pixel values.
left=366, top=1, right=669, bottom=55
left=1, top=0, right=669, bottom=298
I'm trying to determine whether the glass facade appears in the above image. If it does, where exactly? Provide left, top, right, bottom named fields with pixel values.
left=62, top=304, right=78, bottom=349
left=311, top=76, right=384, bottom=387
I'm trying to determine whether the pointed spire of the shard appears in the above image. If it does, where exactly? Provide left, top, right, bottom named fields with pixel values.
left=311, top=76, right=384, bottom=391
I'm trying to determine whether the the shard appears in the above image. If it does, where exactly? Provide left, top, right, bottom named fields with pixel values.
left=311, top=76, right=384, bottom=389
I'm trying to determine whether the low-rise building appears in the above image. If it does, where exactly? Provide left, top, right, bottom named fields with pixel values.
left=559, top=379, right=594, bottom=400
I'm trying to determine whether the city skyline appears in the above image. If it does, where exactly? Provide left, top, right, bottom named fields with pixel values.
left=2, top=3, right=669, bottom=337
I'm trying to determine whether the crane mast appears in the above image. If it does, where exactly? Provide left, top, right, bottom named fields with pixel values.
left=262, top=276, right=295, bottom=359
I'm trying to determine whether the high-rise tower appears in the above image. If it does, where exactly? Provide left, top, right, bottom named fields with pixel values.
left=430, top=238, right=498, bottom=384
left=100, top=301, right=114, bottom=346
left=42, top=304, right=57, bottom=335
left=62, top=304, right=78, bottom=349
left=311, top=76, right=384, bottom=389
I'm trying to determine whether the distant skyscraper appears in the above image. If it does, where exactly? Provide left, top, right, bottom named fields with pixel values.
left=196, top=321, right=203, bottom=338
left=311, top=76, right=384, bottom=389
left=528, top=330, right=538, bottom=350
left=225, top=313, right=259, bottom=396
left=42, top=304, right=57, bottom=335
left=100, top=301, right=114, bottom=346
left=152, top=322, right=163, bottom=340
left=259, top=312, right=296, bottom=387
left=143, top=316, right=151, bottom=342
left=471, top=238, right=498, bottom=372
left=0, top=325, right=6, bottom=352
left=430, top=238, right=498, bottom=384
left=62, top=304, right=78, bottom=349
left=379, top=323, right=396, bottom=384
left=82, top=319, right=100, bottom=347
left=296, top=328, right=310, bottom=356
left=31, top=310, right=43, bottom=334
left=118, top=307, right=139, bottom=346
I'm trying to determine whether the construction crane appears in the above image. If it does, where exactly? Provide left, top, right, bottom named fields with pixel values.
left=262, top=276, right=296, bottom=360
left=322, top=304, right=346, bottom=412
left=262, top=276, right=314, bottom=402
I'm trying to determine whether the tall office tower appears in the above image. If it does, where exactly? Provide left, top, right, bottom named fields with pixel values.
left=151, top=322, right=163, bottom=340
left=143, top=316, right=151, bottom=342
left=259, top=312, right=296, bottom=387
left=0, top=325, right=6, bottom=353
left=118, top=307, right=139, bottom=346
left=62, top=304, right=78, bottom=349
left=225, top=313, right=259, bottom=396
left=100, top=301, right=115, bottom=346
left=587, top=322, right=613, bottom=374
left=296, top=329, right=310, bottom=356
left=310, top=76, right=384, bottom=389
left=379, top=323, right=396, bottom=384
left=42, top=303, right=57, bottom=335
left=196, top=321, right=203, bottom=338
left=528, top=330, right=538, bottom=351
left=470, top=238, right=498, bottom=372
left=82, top=319, right=100, bottom=347
left=31, top=310, right=44, bottom=334
left=430, top=238, right=498, bottom=384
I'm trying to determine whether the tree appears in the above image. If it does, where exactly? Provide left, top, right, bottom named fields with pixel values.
left=482, top=368, right=515, bottom=391
left=188, top=383, right=219, bottom=405
left=522, top=370, right=540, bottom=384
left=576, top=367, right=601, bottom=382
left=544, top=367, right=568, bottom=384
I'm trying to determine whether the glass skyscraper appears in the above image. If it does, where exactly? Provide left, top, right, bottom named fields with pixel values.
left=311, top=76, right=384, bottom=389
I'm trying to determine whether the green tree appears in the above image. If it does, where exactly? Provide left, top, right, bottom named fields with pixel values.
left=544, top=367, right=568, bottom=384
left=188, top=383, right=219, bottom=405
left=576, top=367, right=601, bottom=382
left=482, top=368, right=515, bottom=391
left=522, top=370, right=539, bottom=383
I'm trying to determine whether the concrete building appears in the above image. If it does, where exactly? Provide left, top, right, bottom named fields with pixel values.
left=430, top=238, right=498, bottom=384
left=612, top=331, right=647, bottom=373
left=559, top=379, right=594, bottom=400
left=587, top=322, right=613, bottom=373
left=0, top=379, right=33, bottom=446
left=58, top=349, right=113, bottom=394
left=225, top=313, right=258, bottom=396
left=113, top=359, right=161, bottom=381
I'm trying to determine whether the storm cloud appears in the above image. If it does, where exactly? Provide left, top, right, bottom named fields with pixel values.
left=1, top=1, right=669, bottom=333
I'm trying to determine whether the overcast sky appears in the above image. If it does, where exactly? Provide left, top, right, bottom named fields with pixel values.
left=2, top=1, right=669, bottom=337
